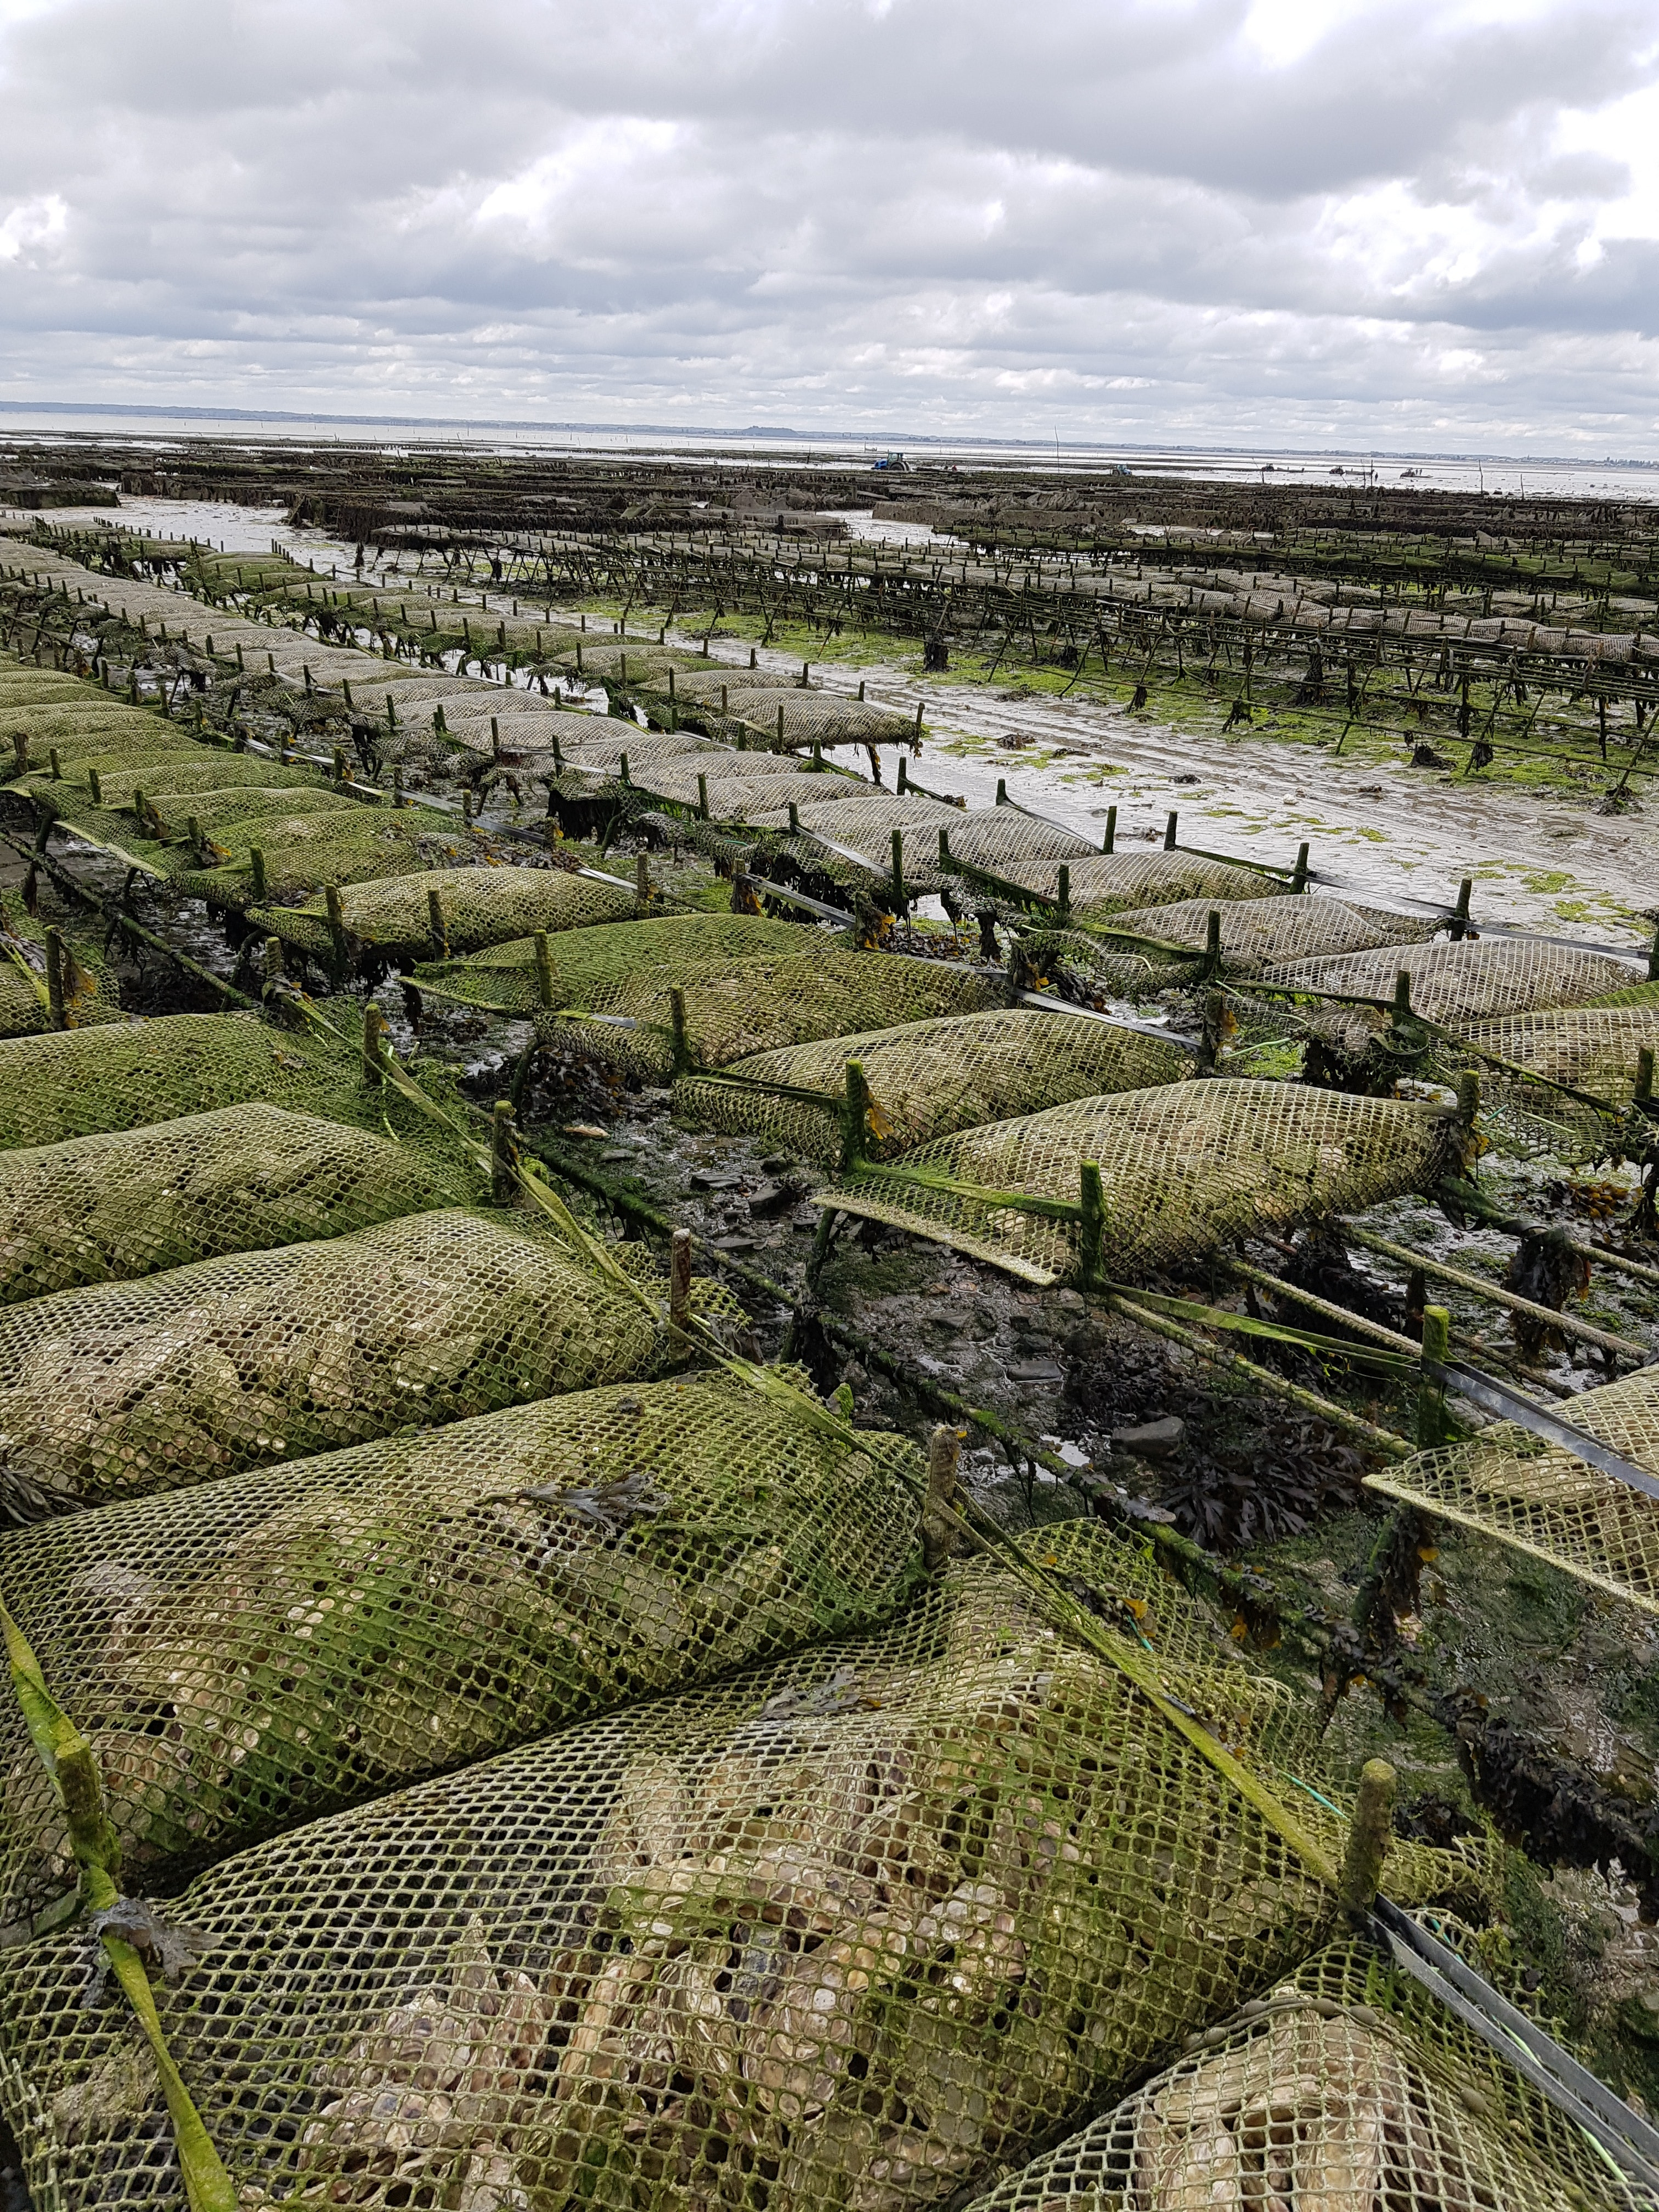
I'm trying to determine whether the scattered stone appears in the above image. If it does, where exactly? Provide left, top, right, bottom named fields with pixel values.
left=690, top=1170, right=743, bottom=1192
left=748, top=1182, right=794, bottom=1219
left=712, top=1234, right=759, bottom=1253
left=1008, top=1358, right=1065, bottom=1383
left=1111, top=1415, right=1185, bottom=1459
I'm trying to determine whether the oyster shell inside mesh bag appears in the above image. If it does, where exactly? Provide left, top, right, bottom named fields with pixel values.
left=0, top=1206, right=659, bottom=1521
left=828, top=1078, right=1457, bottom=1284
left=0, top=1101, right=476, bottom=1305
left=0, top=1369, right=922, bottom=1929
left=958, top=1925, right=1632, bottom=2212
left=0, top=1522, right=1486, bottom=2212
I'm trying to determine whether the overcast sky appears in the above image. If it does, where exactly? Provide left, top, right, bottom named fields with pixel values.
left=2, top=0, right=1657, bottom=451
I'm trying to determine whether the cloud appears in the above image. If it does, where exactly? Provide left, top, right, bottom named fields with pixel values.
left=0, top=0, right=1656, bottom=446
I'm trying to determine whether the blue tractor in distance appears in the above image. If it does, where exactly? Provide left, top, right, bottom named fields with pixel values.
left=872, top=452, right=911, bottom=473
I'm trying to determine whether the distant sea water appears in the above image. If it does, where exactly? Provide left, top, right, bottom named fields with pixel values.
left=2, top=402, right=1657, bottom=505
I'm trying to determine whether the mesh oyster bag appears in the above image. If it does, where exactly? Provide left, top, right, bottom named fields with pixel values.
left=0, top=1011, right=443, bottom=1152
left=0, top=1206, right=659, bottom=1522
left=994, top=849, right=1286, bottom=917
left=175, top=807, right=469, bottom=911
left=1451, top=1004, right=1659, bottom=1105
left=958, top=1924, right=1642, bottom=2212
left=0, top=896, right=122, bottom=1038
left=1366, top=1363, right=1659, bottom=1617
left=0, top=1522, right=1486, bottom=2211
left=248, top=863, right=641, bottom=966
left=0, top=1102, right=477, bottom=1306
left=1261, top=936, right=1645, bottom=1025
left=1094, top=894, right=1442, bottom=977
left=413, top=913, right=817, bottom=1016
left=0, top=1370, right=923, bottom=1931
left=826, top=1078, right=1456, bottom=1285
left=535, top=946, right=1009, bottom=1083
left=675, top=1008, right=1190, bottom=1166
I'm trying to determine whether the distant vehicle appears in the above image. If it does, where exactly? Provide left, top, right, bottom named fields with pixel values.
left=872, top=452, right=911, bottom=473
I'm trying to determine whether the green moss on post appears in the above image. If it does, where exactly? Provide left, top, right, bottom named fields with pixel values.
left=361, top=1001, right=388, bottom=1088
left=1338, top=1758, right=1397, bottom=1923
left=533, top=930, right=555, bottom=1009
left=43, top=926, right=65, bottom=1031
left=1078, top=1160, right=1105, bottom=1287
left=1418, top=1303, right=1450, bottom=1448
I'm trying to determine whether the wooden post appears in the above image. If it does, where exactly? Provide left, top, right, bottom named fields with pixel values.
left=1291, top=841, right=1310, bottom=893
left=249, top=847, right=268, bottom=902
left=1451, top=878, right=1472, bottom=940
left=1056, top=863, right=1071, bottom=917
left=325, top=883, right=347, bottom=973
left=669, top=1227, right=692, bottom=1333
left=1637, top=1047, right=1655, bottom=1105
left=1418, top=1304, right=1449, bottom=1448
left=1393, top=969, right=1412, bottom=1019
left=87, top=769, right=102, bottom=805
left=776, top=702, right=785, bottom=749
left=1338, top=1759, right=1397, bottom=1923
left=48, top=747, right=60, bottom=780
left=44, top=926, right=66, bottom=1030
left=534, top=930, right=555, bottom=1009
left=361, top=1000, right=388, bottom=1087
left=427, top=885, right=448, bottom=958
left=1456, top=1070, right=1480, bottom=1129
left=669, top=984, right=689, bottom=1074
left=1203, top=908, right=1222, bottom=977
left=492, top=1100, right=515, bottom=1204
left=842, top=1060, right=872, bottom=1170
left=1078, top=1161, right=1105, bottom=1287
left=922, top=1423, right=963, bottom=1572
left=1103, top=804, right=1116, bottom=853
left=1164, top=810, right=1178, bottom=850
left=696, top=772, right=709, bottom=820
left=635, top=852, right=650, bottom=904
left=788, top=801, right=800, bottom=836
left=264, top=936, right=284, bottom=988
left=995, top=777, right=1008, bottom=805
left=938, top=826, right=951, bottom=866
left=1649, top=922, right=1659, bottom=983
left=393, top=766, right=404, bottom=808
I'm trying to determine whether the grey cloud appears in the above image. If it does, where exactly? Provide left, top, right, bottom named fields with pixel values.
left=1, top=0, right=1656, bottom=447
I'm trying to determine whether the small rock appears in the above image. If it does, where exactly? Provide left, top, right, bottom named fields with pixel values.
left=1008, top=1358, right=1065, bottom=1383
left=1054, top=1289, right=1084, bottom=1311
left=760, top=1155, right=792, bottom=1173
left=1112, top=1415, right=1185, bottom=1459
left=599, top=1147, right=632, bottom=1163
left=562, top=1123, right=608, bottom=1140
left=712, top=1234, right=758, bottom=1253
left=748, top=1182, right=794, bottom=1219
left=790, top=1206, right=819, bottom=1232
left=690, top=1170, right=743, bottom=1192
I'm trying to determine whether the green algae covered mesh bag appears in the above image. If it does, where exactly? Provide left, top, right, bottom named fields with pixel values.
left=1366, top=1363, right=1659, bottom=1619
left=249, top=863, right=642, bottom=966
left=828, top=1078, right=1455, bottom=1285
left=675, top=1008, right=1190, bottom=1167
left=959, top=1924, right=1644, bottom=2212
left=0, top=1526, right=1487, bottom=2212
left=0, top=1370, right=923, bottom=1932
left=995, top=849, right=1286, bottom=917
left=0, top=1102, right=479, bottom=1306
left=1094, top=894, right=1442, bottom=977
left=174, top=805, right=469, bottom=910
left=0, top=1010, right=435, bottom=1152
left=1261, top=936, right=1644, bottom=1025
left=0, top=898, right=122, bottom=1039
left=0, top=1206, right=659, bottom=1522
left=537, top=946, right=1009, bottom=1083
left=413, top=913, right=830, bottom=1015
left=1451, top=1004, right=1659, bottom=1105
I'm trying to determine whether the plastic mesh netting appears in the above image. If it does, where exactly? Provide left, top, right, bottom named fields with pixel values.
left=1452, top=1004, right=1659, bottom=1104
left=0, top=896, right=122, bottom=1037
left=932, top=808, right=1095, bottom=874
left=675, top=1008, right=1189, bottom=1166
left=249, top=864, right=641, bottom=965
left=0, top=1011, right=441, bottom=1152
left=828, top=1079, right=1455, bottom=1285
left=0, top=1370, right=922, bottom=1931
left=536, top=947, right=1009, bottom=1083
left=1095, top=894, right=1442, bottom=976
left=648, top=685, right=917, bottom=753
left=1366, top=1363, right=1659, bottom=1616
left=1261, top=937, right=1645, bottom=1024
left=414, top=914, right=820, bottom=1016
left=176, top=808, right=470, bottom=910
left=959, top=1924, right=1641, bottom=2212
left=0, top=1102, right=476, bottom=1306
left=996, top=849, right=1287, bottom=916
left=0, top=1207, right=658, bottom=1521
left=0, top=1521, right=1486, bottom=2211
